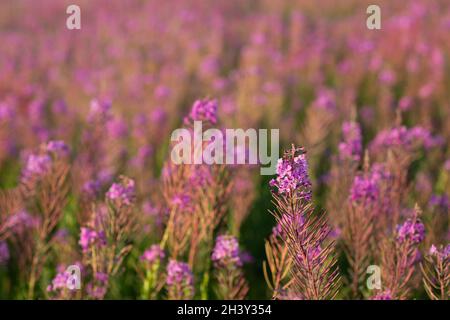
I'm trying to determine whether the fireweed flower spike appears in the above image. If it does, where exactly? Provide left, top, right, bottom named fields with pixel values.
left=140, top=244, right=166, bottom=299
left=326, top=121, right=362, bottom=236
left=160, top=98, right=232, bottom=300
left=378, top=205, right=426, bottom=299
left=342, top=161, right=379, bottom=298
left=19, top=141, right=71, bottom=299
left=269, top=146, right=312, bottom=200
left=47, top=263, right=82, bottom=299
left=166, top=260, right=194, bottom=300
left=211, top=235, right=248, bottom=300
left=106, top=176, right=136, bottom=206
left=267, top=145, right=340, bottom=300
left=80, top=176, right=136, bottom=299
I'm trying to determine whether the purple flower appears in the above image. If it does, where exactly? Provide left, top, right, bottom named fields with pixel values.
left=79, top=227, right=97, bottom=251
left=46, top=140, right=70, bottom=157
left=0, top=241, right=9, bottom=266
left=396, top=218, right=425, bottom=244
left=371, top=126, right=442, bottom=152
left=445, top=245, right=450, bottom=259
left=82, top=180, right=102, bottom=197
left=350, top=175, right=379, bottom=204
left=86, top=272, right=109, bottom=299
left=338, top=121, right=362, bottom=162
left=94, top=272, right=109, bottom=284
left=212, top=235, right=242, bottom=267
left=379, top=69, right=396, bottom=85
left=329, top=227, right=342, bottom=240
left=184, top=98, right=218, bottom=125
left=313, top=88, right=336, bottom=111
left=350, top=164, right=390, bottom=205
left=166, top=260, right=193, bottom=286
left=79, top=227, right=106, bottom=252
left=408, top=127, right=443, bottom=149
left=398, top=96, right=413, bottom=111
left=4, top=210, right=40, bottom=233
left=188, top=165, right=212, bottom=188
left=154, top=85, right=171, bottom=99
left=86, top=285, right=107, bottom=299
left=54, top=228, right=70, bottom=244
left=371, top=290, right=392, bottom=300
left=171, top=193, right=193, bottom=213
left=0, top=102, right=14, bottom=121
left=270, top=153, right=311, bottom=199
left=429, top=194, right=449, bottom=211
left=131, top=146, right=153, bottom=168
left=429, top=244, right=450, bottom=259
left=47, top=268, right=72, bottom=292
left=166, top=260, right=194, bottom=299
left=141, top=245, right=165, bottom=264
left=88, top=99, right=112, bottom=122
left=150, top=107, right=167, bottom=123
left=444, top=159, right=450, bottom=172
left=106, top=177, right=135, bottom=205
left=429, top=245, right=439, bottom=256
left=47, top=263, right=82, bottom=293
left=239, top=251, right=254, bottom=264
left=107, top=118, right=128, bottom=139
left=23, top=154, right=52, bottom=177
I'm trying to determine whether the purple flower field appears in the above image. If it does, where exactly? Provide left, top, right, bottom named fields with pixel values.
left=0, top=0, right=449, bottom=300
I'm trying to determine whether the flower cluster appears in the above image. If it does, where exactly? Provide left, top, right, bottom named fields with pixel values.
left=106, top=177, right=136, bottom=206
left=183, top=99, right=218, bottom=125
left=46, top=140, right=70, bottom=158
left=349, top=164, right=390, bottom=205
left=429, top=244, right=450, bottom=259
left=166, top=260, right=193, bottom=286
left=270, top=151, right=311, bottom=199
left=141, top=244, right=165, bottom=265
left=22, top=154, right=52, bottom=178
left=371, top=290, right=392, bottom=300
left=86, top=272, right=109, bottom=299
left=338, top=121, right=362, bottom=162
left=313, top=88, right=336, bottom=111
left=46, top=265, right=79, bottom=293
left=212, top=235, right=242, bottom=268
left=370, top=126, right=442, bottom=152
left=79, top=227, right=106, bottom=252
left=166, top=260, right=194, bottom=299
left=3, top=210, right=40, bottom=233
left=88, top=99, right=112, bottom=122
left=21, top=139, right=71, bottom=183
left=429, top=194, right=450, bottom=211
left=396, top=218, right=425, bottom=244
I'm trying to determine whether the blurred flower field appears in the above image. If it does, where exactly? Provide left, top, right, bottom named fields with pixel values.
left=0, top=0, right=449, bottom=300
